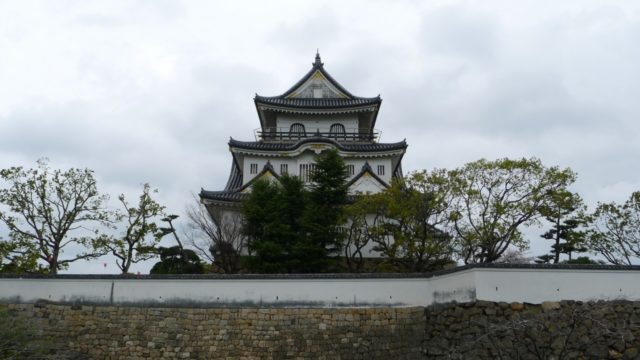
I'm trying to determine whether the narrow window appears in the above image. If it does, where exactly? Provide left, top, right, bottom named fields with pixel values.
left=347, top=165, right=355, bottom=177
left=299, top=163, right=317, bottom=183
left=280, top=163, right=288, bottom=175
left=329, top=123, right=346, bottom=140
left=250, top=163, right=258, bottom=174
left=289, top=123, right=306, bottom=139
left=377, top=165, right=385, bottom=176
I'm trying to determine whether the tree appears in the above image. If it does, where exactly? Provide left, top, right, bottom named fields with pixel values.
left=149, top=214, right=205, bottom=274
left=186, top=199, right=244, bottom=274
left=149, top=246, right=204, bottom=274
left=302, top=149, right=349, bottom=260
left=0, top=239, right=42, bottom=273
left=0, top=160, right=110, bottom=274
left=448, top=158, right=576, bottom=264
left=362, top=170, right=455, bottom=272
left=243, top=176, right=308, bottom=273
left=242, top=149, right=349, bottom=273
left=494, top=248, right=534, bottom=264
left=539, top=189, right=587, bottom=263
left=586, top=191, right=640, bottom=265
left=342, top=196, right=378, bottom=272
left=104, top=184, right=165, bottom=274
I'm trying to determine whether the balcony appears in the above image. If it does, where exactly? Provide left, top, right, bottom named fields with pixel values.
left=254, top=127, right=381, bottom=143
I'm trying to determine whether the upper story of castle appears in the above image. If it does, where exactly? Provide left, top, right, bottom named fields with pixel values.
left=253, top=52, right=382, bottom=143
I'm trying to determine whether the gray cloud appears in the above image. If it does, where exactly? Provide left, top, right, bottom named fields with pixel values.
left=2, top=1, right=640, bottom=271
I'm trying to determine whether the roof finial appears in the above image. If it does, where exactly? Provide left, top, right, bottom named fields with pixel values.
left=314, top=50, right=323, bottom=67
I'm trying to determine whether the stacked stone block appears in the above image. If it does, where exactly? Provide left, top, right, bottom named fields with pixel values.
left=423, top=300, right=640, bottom=359
left=1, top=304, right=423, bottom=359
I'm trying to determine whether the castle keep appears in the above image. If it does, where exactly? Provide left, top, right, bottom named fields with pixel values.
left=200, top=53, right=407, bottom=214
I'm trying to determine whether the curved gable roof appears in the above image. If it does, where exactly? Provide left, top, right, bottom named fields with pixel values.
left=254, top=52, right=380, bottom=106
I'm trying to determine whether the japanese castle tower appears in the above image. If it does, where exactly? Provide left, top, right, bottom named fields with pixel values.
left=200, top=53, right=407, bottom=212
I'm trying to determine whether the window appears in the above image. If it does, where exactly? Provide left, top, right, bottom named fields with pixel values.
left=377, top=165, right=385, bottom=176
left=299, top=163, right=317, bottom=183
left=329, top=123, right=346, bottom=139
left=289, top=123, right=306, bottom=139
left=250, top=163, right=258, bottom=174
left=347, top=165, right=355, bottom=177
left=280, top=163, right=288, bottom=174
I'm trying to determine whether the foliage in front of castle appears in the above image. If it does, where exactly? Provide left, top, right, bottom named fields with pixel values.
left=1, top=156, right=639, bottom=274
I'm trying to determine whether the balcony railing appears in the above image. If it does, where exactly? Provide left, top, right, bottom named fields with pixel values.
left=254, top=127, right=381, bottom=143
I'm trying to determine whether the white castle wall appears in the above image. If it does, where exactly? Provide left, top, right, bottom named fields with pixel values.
left=277, top=114, right=359, bottom=133
left=241, top=153, right=394, bottom=189
left=2, top=266, right=639, bottom=308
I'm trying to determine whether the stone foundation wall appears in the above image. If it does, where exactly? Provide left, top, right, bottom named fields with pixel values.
left=423, top=300, right=640, bottom=359
left=1, top=303, right=424, bottom=359
left=4, top=300, right=640, bottom=359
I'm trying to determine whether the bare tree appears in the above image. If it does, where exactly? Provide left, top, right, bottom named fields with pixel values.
left=342, top=200, right=378, bottom=272
left=186, top=200, right=244, bottom=273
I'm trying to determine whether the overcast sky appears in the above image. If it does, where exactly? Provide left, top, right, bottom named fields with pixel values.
left=1, top=1, right=640, bottom=273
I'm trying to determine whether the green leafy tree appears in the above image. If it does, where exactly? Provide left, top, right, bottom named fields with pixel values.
left=539, top=189, right=587, bottom=263
left=362, top=170, right=454, bottom=272
left=448, top=158, right=576, bottom=264
left=586, top=191, right=640, bottom=265
left=0, top=160, right=110, bottom=274
left=104, top=184, right=166, bottom=274
left=0, top=239, right=42, bottom=273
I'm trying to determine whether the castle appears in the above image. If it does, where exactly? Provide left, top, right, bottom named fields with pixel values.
left=200, top=53, right=407, bottom=220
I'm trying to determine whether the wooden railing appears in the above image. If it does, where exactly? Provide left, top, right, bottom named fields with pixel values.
left=254, top=128, right=380, bottom=142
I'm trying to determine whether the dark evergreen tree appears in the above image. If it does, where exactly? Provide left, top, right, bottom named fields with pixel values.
left=302, top=149, right=349, bottom=269
left=149, top=246, right=204, bottom=274
left=243, top=175, right=308, bottom=272
left=539, top=189, right=587, bottom=263
left=242, top=149, right=349, bottom=273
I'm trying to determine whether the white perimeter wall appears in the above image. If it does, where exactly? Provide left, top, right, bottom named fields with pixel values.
left=1, top=267, right=640, bottom=308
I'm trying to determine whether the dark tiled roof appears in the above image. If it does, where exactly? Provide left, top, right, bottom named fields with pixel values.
left=254, top=96, right=380, bottom=110
left=229, top=137, right=407, bottom=153
left=393, top=163, right=404, bottom=179
left=223, top=161, right=243, bottom=191
left=200, top=190, right=248, bottom=202
left=200, top=189, right=361, bottom=204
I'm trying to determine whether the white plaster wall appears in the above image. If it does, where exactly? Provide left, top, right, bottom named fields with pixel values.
left=5, top=269, right=639, bottom=308
left=473, top=268, right=640, bottom=303
left=277, top=114, right=359, bottom=133
left=241, top=152, right=392, bottom=187
left=349, top=175, right=387, bottom=194
left=428, top=269, right=478, bottom=305
left=0, top=277, right=431, bottom=307
left=0, top=278, right=114, bottom=304
left=242, top=156, right=271, bottom=184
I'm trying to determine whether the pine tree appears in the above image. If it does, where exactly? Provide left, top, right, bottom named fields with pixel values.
left=539, top=189, right=587, bottom=263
